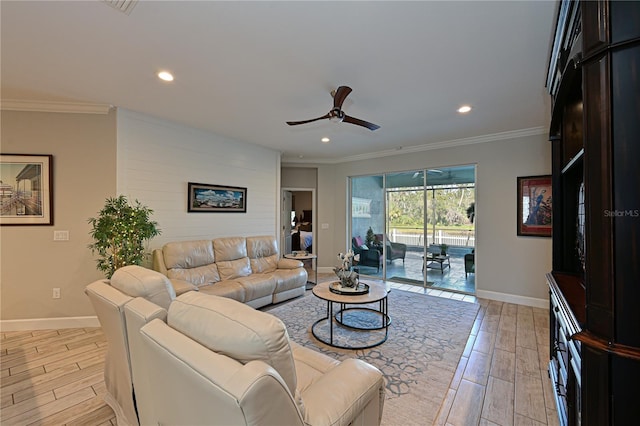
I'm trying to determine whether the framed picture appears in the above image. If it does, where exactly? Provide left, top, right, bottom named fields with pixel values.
left=517, top=175, right=552, bottom=237
left=188, top=182, right=247, bottom=213
left=0, top=154, right=53, bottom=226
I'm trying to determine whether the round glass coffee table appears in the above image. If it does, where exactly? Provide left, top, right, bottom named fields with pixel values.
left=311, top=280, right=390, bottom=350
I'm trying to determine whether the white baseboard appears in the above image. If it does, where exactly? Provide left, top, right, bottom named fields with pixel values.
left=0, top=316, right=100, bottom=332
left=476, top=289, right=548, bottom=309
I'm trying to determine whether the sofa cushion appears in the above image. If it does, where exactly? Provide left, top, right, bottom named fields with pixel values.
left=246, top=236, right=279, bottom=273
left=168, top=263, right=220, bottom=286
left=110, top=265, right=175, bottom=310
left=213, top=237, right=247, bottom=262
left=216, top=257, right=251, bottom=281
left=197, top=281, right=246, bottom=303
left=249, top=255, right=279, bottom=274
left=163, top=240, right=214, bottom=269
left=235, top=274, right=276, bottom=301
left=273, top=268, right=308, bottom=294
left=168, top=292, right=297, bottom=396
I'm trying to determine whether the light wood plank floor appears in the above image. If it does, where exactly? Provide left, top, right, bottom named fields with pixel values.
left=1, top=286, right=558, bottom=425
left=433, top=297, right=560, bottom=426
left=0, top=327, right=115, bottom=425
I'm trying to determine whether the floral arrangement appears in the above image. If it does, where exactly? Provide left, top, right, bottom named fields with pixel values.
left=334, top=250, right=360, bottom=288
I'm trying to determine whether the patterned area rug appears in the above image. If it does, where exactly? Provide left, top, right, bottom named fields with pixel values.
left=267, top=288, right=480, bottom=425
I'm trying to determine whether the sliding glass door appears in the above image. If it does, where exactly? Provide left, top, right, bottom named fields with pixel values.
left=350, top=175, right=384, bottom=279
left=349, top=165, right=476, bottom=293
left=386, top=171, right=426, bottom=284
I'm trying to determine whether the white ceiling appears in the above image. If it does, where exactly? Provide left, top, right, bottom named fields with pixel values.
left=1, top=0, right=556, bottom=163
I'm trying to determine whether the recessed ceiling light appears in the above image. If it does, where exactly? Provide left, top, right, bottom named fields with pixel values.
left=157, top=71, right=174, bottom=82
left=457, top=105, right=472, bottom=113
left=321, top=137, right=330, bottom=143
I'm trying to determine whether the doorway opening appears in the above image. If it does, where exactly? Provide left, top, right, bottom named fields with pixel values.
left=281, top=188, right=315, bottom=255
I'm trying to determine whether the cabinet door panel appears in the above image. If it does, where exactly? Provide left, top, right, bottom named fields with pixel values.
left=612, top=45, right=640, bottom=347
left=582, top=0, right=609, bottom=56
left=611, top=0, right=640, bottom=44
left=583, top=54, right=614, bottom=339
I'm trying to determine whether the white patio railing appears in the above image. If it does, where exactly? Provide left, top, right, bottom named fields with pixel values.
left=389, top=229, right=475, bottom=248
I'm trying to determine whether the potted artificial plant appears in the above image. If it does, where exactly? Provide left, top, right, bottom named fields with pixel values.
left=366, top=227, right=376, bottom=247
left=440, top=243, right=449, bottom=256
left=88, top=195, right=161, bottom=278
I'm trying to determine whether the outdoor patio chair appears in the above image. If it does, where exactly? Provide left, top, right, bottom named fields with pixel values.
left=374, top=234, right=407, bottom=264
left=465, top=250, right=475, bottom=278
left=352, top=236, right=382, bottom=272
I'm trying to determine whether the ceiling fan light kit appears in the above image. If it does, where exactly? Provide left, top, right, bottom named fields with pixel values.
left=287, top=86, right=380, bottom=131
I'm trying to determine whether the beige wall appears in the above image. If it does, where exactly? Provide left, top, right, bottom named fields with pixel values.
left=1, top=107, right=551, bottom=324
left=1, top=110, right=117, bottom=321
left=312, top=133, right=552, bottom=305
left=281, top=166, right=317, bottom=189
left=1, top=108, right=282, bottom=325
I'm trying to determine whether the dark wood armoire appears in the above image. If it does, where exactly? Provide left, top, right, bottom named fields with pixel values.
left=546, top=0, right=640, bottom=424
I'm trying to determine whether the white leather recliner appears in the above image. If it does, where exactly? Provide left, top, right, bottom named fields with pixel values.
left=86, top=265, right=385, bottom=425
left=135, top=291, right=386, bottom=426
left=84, top=265, right=176, bottom=426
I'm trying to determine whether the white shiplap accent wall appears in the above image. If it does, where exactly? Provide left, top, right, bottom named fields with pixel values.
left=116, top=109, right=280, bottom=252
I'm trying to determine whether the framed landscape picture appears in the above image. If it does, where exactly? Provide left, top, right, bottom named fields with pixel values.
left=0, top=154, right=53, bottom=226
left=517, top=175, right=552, bottom=237
left=188, top=182, right=247, bottom=213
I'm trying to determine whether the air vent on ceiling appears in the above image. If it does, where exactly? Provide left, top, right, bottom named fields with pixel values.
left=101, top=0, right=138, bottom=15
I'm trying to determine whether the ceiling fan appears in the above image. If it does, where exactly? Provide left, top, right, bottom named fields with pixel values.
left=286, top=86, right=380, bottom=131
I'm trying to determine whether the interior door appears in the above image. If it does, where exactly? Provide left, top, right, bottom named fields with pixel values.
left=281, top=190, right=293, bottom=254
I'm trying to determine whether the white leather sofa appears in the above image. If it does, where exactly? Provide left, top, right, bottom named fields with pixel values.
left=152, top=235, right=307, bottom=308
left=86, top=265, right=385, bottom=426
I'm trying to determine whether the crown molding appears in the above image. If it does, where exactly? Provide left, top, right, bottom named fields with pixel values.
left=281, top=126, right=548, bottom=164
left=1, top=99, right=112, bottom=114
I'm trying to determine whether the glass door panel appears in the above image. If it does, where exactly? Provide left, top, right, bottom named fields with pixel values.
left=386, top=171, right=426, bottom=285
left=350, top=175, right=384, bottom=279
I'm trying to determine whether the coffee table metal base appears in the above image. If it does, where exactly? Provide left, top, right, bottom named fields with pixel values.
left=311, top=299, right=389, bottom=350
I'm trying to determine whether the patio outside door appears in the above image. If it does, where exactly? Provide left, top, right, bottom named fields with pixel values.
left=350, top=175, right=384, bottom=279
left=350, top=165, right=476, bottom=294
left=385, top=171, right=426, bottom=284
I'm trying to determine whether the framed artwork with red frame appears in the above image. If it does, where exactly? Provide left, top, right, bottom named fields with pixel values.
left=517, top=175, right=552, bottom=237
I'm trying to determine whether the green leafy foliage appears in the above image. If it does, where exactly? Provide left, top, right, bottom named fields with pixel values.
left=387, top=185, right=475, bottom=229
left=88, top=195, right=161, bottom=278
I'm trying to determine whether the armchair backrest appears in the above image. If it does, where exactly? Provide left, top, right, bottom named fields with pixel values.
left=84, top=265, right=175, bottom=426
left=138, top=318, right=304, bottom=426
left=148, top=292, right=304, bottom=425
left=84, top=281, right=138, bottom=426
left=246, top=235, right=279, bottom=273
left=167, top=292, right=300, bottom=400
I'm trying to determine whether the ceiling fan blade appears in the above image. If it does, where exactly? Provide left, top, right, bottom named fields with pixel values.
left=343, top=115, right=380, bottom=131
left=333, top=86, right=352, bottom=109
left=286, top=113, right=331, bottom=126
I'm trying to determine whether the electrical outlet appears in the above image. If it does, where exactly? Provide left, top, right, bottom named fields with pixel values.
left=53, top=230, right=69, bottom=241
left=53, top=288, right=61, bottom=299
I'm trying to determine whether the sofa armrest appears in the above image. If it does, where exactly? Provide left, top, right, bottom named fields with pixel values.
left=169, top=278, right=198, bottom=296
left=301, top=358, right=385, bottom=426
left=277, top=258, right=304, bottom=269
left=152, top=249, right=168, bottom=275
